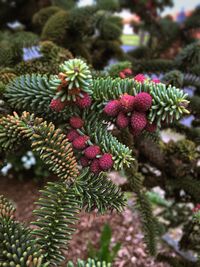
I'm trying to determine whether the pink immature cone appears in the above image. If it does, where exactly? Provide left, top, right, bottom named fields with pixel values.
left=72, top=135, right=89, bottom=150
left=134, top=92, right=152, bottom=112
left=116, top=112, right=129, bottom=129
left=49, top=98, right=66, bottom=112
left=66, top=129, right=80, bottom=142
left=99, top=153, right=114, bottom=171
left=120, top=94, right=135, bottom=112
left=90, top=159, right=101, bottom=174
left=80, top=156, right=90, bottom=167
left=131, top=112, right=147, bottom=132
left=104, top=100, right=121, bottom=117
left=76, top=92, right=92, bottom=109
left=84, top=145, right=101, bottom=159
left=69, top=116, right=84, bottom=129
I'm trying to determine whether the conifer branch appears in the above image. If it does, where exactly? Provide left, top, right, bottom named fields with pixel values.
left=0, top=196, right=48, bottom=267
left=32, top=181, right=82, bottom=266
left=5, top=71, right=189, bottom=128
left=92, top=77, right=189, bottom=126
left=75, top=169, right=126, bottom=213
left=82, top=113, right=135, bottom=169
left=0, top=112, right=79, bottom=183
left=5, top=74, right=73, bottom=122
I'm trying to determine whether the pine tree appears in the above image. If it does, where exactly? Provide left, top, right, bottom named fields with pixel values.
left=0, top=56, right=190, bottom=265
left=0, top=1, right=199, bottom=265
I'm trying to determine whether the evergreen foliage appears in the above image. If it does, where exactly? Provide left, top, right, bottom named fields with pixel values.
left=38, top=3, right=123, bottom=68
left=0, top=218, right=47, bottom=267
left=75, top=170, right=126, bottom=213
left=0, top=0, right=200, bottom=265
left=41, top=10, right=69, bottom=45
left=33, top=181, right=81, bottom=265
left=0, top=196, right=15, bottom=220
left=0, top=195, right=48, bottom=267
left=0, top=112, right=79, bottom=182
left=0, top=56, right=191, bottom=262
left=32, top=6, right=62, bottom=31
left=0, top=110, right=125, bottom=265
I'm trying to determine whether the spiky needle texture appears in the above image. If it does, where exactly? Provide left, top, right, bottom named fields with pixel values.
left=0, top=112, right=78, bottom=183
left=0, top=195, right=15, bottom=220
left=60, top=59, right=93, bottom=93
left=0, top=218, right=47, bottom=267
left=0, top=196, right=48, bottom=267
left=50, top=59, right=93, bottom=102
left=75, top=169, right=126, bottom=213
left=4, top=65, right=189, bottom=128
left=83, top=113, right=135, bottom=169
left=32, top=181, right=82, bottom=266
left=92, top=77, right=189, bottom=126
left=5, top=74, right=72, bottom=122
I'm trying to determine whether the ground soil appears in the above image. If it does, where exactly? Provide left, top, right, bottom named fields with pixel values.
left=0, top=175, right=169, bottom=267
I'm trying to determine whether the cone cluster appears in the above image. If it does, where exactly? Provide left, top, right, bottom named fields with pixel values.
left=104, top=92, right=157, bottom=136
left=67, top=116, right=114, bottom=174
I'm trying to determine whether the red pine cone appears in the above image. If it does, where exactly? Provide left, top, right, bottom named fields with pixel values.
left=131, top=112, right=147, bottom=132
left=49, top=98, right=66, bottom=112
left=76, top=92, right=92, bottom=109
left=84, top=145, right=101, bottom=159
left=104, top=100, right=121, bottom=117
left=66, top=129, right=79, bottom=142
left=99, top=153, right=113, bottom=171
left=134, top=74, right=146, bottom=83
left=123, top=68, right=132, bottom=75
left=145, top=122, right=157, bottom=132
left=69, top=116, right=84, bottom=129
left=90, top=159, right=101, bottom=174
left=119, top=71, right=126, bottom=79
left=72, top=135, right=89, bottom=150
left=120, top=93, right=135, bottom=112
left=80, top=156, right=90, bottom=167
left=116, top=112, right=129, bottom=129
left=134, top=92, right=152, bottom=112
